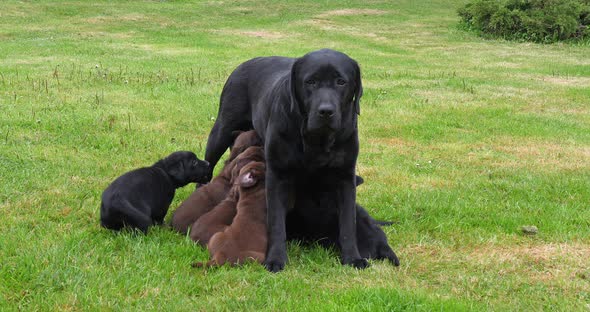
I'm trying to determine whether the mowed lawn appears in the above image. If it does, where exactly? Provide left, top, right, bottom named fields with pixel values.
left=1, top=0, right=589, bottom=310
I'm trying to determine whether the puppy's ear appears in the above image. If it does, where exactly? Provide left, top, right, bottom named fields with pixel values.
left=229, top=160, right=242, bottom=183
left=231, top=130, right=244, bottom=140
left=290, top=58, right=302, bottom=114
left=353, top=60, right=363, bottom=116
left=229, top=130, right=244, bottom=151
left=165, top=158, right=185, bottom=181
left=239, top=171, right=257, bottom=188
left=355, top=175, right=364, bottom=186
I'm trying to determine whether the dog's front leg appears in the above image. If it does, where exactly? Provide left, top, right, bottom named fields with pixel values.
left=263, top=167, right=293, bottom=273
left=338, top=176, right=369, bottom=269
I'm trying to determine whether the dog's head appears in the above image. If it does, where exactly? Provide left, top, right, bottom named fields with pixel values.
left=160, top=151, right=211, bottom=186
left=228, top=130, right=263, bottom=162
left=290, top=49, right=363, bottom=135
left=229, top=146, right=265, bottom=183
left=237, top=161, right=266, bottom=189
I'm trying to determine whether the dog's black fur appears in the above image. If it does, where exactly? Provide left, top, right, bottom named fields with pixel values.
left=284, top=175, right=397, bottom=248
left=100, top=151, right=210, bottom=234
left=205, top=49, right=398, bottom=272
left=286, top=177, right=400, bottom=265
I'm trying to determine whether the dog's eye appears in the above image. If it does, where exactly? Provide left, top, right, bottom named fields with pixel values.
left=305, top=79, right=316, bottom=85
left=336, top=78, right=346, bottom=86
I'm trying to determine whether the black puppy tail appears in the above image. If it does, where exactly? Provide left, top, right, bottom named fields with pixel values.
left=356, top=204, right=395, bottom=227
left=374, top=220, right=395, bottom=226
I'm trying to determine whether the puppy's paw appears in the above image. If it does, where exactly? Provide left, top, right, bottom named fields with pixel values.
left=384, top=250, right=400, bottom=266
left=342, top=257, right=370, bottom=269
left=376, top=245, right=400, bottom=266
left=191, top=262, right=205, bottom=268
left=263, top=259, right=285, bottom=273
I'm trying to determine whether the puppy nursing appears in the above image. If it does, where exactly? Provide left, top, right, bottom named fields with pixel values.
left=99, top=50, right=399, bottom=272
left=193, top=161, right=267, bottom=267
left=189, top=145, right=265, bottom=246
left=170, top=130, right=262, bottom=234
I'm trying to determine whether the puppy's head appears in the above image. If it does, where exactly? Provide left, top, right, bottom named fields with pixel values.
left=290, top=49, right=362, bottom=136
left=228, top=130, right=263, bottom=162
left=229, top=146, right=265, bottom=183
left=161, top=151, right=211, bottom=187
left=237, top=161, right=266, bottom=189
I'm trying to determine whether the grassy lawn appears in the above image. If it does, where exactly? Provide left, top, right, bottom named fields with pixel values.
left=1, top=0, right=589, bottom=310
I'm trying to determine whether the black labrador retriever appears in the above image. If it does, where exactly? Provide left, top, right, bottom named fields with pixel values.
left=100, top=151, right=210, bottom=234
left=205, top=49, right=397, bottom=272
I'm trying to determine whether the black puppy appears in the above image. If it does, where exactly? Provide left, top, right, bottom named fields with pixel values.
left=286, top=205, right=398, bottom=262
left=286, top=176, right=399, bottom=265
left=205, top=49, right=386, bottom=272
left=100, top=151, right=210, bottom=234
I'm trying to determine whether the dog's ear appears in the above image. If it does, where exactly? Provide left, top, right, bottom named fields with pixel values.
left=355, top=175, right=364, bottom=186
left=239, top=171, right=257, bottom=188
left=164, top=157, right=185, bottom=182
left=290, top=58, right=302, bottom=114
left=353, top=60, right=363, bottom=115
left=229, top=130, right=244, bottom=151
left=231, top=130, right=244, bottom=140
left=229, top=159, right=242, bottom=182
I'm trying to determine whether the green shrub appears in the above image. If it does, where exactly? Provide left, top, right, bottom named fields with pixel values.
left=458, top=0, right=590, bottom=43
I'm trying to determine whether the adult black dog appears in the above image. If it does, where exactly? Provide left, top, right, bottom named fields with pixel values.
left=101, top=151, right=210, bottom=234
left=205, top=49, right=385, bottom=272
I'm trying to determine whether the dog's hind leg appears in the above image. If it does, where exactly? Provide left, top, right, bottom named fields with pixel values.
left=100, top=202, right=125, bottom=231
left=118, top=199, right=153, bottom=234
left=205, top=119, right=253, bottom=170
left=204, top=120, right=235, bottom=171
left=205, top=75, right=253, bottom=172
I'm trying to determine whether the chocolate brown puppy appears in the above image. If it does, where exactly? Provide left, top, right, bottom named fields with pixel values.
left=189, top=188, right=238, bottom=246
left=193, top=161, right=267, bottom=267
left=189, top=146, right=265, bottom=245
left=171, top=131, right=262, bottom=234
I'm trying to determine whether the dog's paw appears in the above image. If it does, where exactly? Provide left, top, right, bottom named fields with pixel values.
left=376, top=245, right=400, bottom=266
left=385, top=250, right=400, bottom=266
left=264, top=247, right=288, bottom=273
left=263, top=259, right=285, bottom=273
left=352, top=258, right=370, bottom=269
left=191, top=262, right=205, bottom=268
left=342, top=257, right=370, bottom=269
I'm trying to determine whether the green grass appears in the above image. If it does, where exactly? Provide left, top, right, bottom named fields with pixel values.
left=1, top=0, right=589, bottom=310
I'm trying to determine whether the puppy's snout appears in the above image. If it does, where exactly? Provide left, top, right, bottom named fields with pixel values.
left=318, top=104, right=335, bottom=119
left=203, top=160, right=210, bottom=167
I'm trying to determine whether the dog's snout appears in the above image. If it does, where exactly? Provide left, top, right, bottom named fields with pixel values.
left=203, top=160, right=210, bottom=167
left=318, top=104, right=335, bottom=118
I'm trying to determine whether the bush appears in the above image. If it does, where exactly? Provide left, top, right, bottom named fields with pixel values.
left=458, top=0, right=590, bottom=43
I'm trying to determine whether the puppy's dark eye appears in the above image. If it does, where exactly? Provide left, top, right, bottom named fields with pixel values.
left=305, top=79, right=316, bottom=85
left=336, top=78, right=346, bottom=86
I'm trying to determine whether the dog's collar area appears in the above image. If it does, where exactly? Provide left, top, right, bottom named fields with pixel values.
left=300, top=120, right=336, bottom=154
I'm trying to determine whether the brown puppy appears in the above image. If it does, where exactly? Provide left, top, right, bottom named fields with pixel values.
left=170, top=130, right=262, bottom=234
left=189, top=146, right=265, bottom=245
left=188, top=188, right=238, bottom=246
left=193, top=161, right=267, bottom=267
